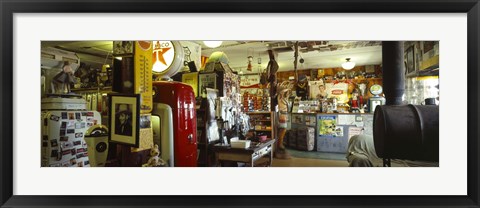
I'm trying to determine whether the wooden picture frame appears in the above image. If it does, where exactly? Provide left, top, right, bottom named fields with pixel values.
left=406, top=45, right=416, bottom=75
left=1, top=1, right=480, bottom=208
left=108, top=93, right=140, bottom=147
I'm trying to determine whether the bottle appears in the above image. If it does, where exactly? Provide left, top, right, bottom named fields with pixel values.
left=332, top=98, right=338, bottom=111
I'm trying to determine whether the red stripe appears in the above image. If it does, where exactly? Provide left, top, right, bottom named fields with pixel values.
left=241, top=84, right=260, bottom=89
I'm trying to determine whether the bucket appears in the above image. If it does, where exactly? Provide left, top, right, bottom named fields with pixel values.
left=373, top=104, right=439, bottom=162
left=422, top=98, right=437, bottom=105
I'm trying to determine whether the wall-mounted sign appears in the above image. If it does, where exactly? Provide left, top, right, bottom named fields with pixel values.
left=182, top=72, right=199, bottom=97
left=179, top=41, right=202, bottom=72
left=152, top=41, right=175, bottom=73
left=326, top=82, right=348, bottom=103
left=151, top=41, right=184, bottom=80
left=134, top=41, right=153, bottom=113
left=239, top=74, right=260, bottom=95
left=240, top=74, right=260, bottom=88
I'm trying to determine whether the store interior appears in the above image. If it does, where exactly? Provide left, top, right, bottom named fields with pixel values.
left=40, top=40, right=439, bottom=167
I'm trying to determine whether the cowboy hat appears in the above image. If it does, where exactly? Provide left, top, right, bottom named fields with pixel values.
left=115, top=103, right=131, bottom=115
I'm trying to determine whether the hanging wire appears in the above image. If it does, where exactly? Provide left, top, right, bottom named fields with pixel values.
left=103, top=51, right=110, bottom=66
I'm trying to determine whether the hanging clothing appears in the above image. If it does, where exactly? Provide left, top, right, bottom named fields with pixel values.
left=53, top=71, right=76, bottom=84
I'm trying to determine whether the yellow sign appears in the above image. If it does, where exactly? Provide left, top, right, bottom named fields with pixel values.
left=420, top=55, right=439, bottom=70
left=134, top=41, right=153, bottom=113
left=182, top=72, right=199, bottom=97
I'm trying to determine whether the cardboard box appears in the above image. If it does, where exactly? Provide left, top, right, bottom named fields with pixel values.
left=230, top=140, right=251, bottom=149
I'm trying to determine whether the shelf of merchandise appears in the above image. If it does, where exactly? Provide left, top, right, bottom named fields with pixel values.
left=246, top=111, right=275, bottom=141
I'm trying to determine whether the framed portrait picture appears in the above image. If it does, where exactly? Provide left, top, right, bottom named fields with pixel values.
left=108, top=93, right=140, bottom=147
left=406, top=45, right=416, bottom=74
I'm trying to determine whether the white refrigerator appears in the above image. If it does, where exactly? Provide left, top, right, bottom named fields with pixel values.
left=41, top=97, right=101, bottom=167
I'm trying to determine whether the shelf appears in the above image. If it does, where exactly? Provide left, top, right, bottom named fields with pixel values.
left=246, top=111, right=272, bottom=114
left=247, top=111, right=275, bottom=141
left=71, top=87, right=112, bottom=93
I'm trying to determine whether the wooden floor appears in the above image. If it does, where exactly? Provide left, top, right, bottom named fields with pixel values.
left=253, top=154, right=349, bottom=167
left=271, top=156, right=349, bottom=167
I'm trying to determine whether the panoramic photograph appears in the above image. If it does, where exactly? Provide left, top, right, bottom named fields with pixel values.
left=40, top=40, right=439, bottom=167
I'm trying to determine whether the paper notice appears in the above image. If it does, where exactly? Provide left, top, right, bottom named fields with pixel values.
left=348, top=126, right=364, bottom=141
left=337, top=115, right=356, bottom=125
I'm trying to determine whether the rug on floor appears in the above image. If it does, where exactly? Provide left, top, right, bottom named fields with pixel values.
left=286, top=148, right=347, bottom=161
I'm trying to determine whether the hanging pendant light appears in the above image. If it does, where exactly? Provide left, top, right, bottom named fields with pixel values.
left=342, top=58, right=356, bottom=70
left=203, top=41, right=223, bottom=48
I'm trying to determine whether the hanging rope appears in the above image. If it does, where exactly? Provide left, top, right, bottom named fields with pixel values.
left=293, top=41, right=299, bottom=83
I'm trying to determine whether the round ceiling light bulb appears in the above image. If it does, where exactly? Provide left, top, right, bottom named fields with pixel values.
left=203, top=41, right=223, bottom=48
left=342, top=58, right=356, bottom=70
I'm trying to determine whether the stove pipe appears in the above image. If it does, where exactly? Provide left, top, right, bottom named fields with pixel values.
left=382, top=41, right=405, bottom=105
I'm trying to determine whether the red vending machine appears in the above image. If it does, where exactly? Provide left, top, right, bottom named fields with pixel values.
left=152, top=81, right=197, bottom=167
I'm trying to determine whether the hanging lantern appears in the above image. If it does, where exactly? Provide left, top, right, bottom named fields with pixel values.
left=247, top=56, right=253, bottom=71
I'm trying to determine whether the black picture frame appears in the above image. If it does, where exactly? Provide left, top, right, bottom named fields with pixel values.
left=1, top=1, right=479, bottom=208
left=108, top=93, right=141, bottom=148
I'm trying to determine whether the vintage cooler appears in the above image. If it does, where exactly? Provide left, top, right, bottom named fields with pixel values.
left=152, top=81, right=197, bottom=167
